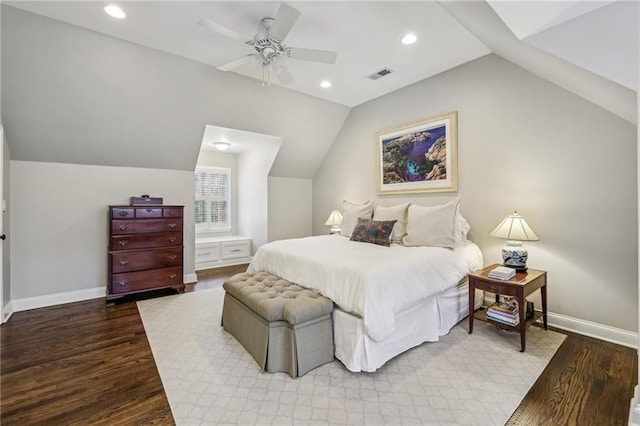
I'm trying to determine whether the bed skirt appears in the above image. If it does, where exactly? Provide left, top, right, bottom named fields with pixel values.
left=333, top=281, right=483, bottom=372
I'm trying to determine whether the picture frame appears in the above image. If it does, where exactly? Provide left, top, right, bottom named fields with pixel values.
left=376, top=111, right=458, bottom=194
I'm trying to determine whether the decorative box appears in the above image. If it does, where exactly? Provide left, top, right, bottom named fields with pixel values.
left=130, top=195, right=163, bottom=205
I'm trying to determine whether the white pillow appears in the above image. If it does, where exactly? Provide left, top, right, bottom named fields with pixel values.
left=340, top=200, right=374, bottom=237
left=373, top=203, right=409, bottom=244
left=402, top=198, right=461, bottom=248
left=456, top=212, right=471, bottom=242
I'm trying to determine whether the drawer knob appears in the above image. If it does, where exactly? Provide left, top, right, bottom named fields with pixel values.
left=119, top=260, right=128, bottom=266
left=169, top=237, right=177, bottom=243
left=119, top=224, right=127, bottom=231
left=119, top=280, right=128, bottom=287
left=119, top=240, right=128, bottom=246
left=167, top=255, right=177, bottom=261
left=118, top=211, right=128, bottom=217
left=489, top=285, right=498, bottom=292
left=168, top=223, right=177, bottom=229
left=169, top=273, right=177, bottom=279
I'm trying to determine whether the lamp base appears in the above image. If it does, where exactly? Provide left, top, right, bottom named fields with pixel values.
left=329, top=226, right=341, bottom=235
left=502, top=263, right=528, bottom=272
left=501, top=241, right=529, bottom=271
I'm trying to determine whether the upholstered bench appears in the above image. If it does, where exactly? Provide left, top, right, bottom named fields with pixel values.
left=221, top=271, right=334, bottom=377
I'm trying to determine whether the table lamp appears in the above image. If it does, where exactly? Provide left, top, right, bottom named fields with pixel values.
left=324, top=210, right=343, bottom=235
left=490, top=211, right=539, bottom=271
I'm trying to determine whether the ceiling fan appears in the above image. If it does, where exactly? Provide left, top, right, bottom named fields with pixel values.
left=198, top=3, right=337, bottom=86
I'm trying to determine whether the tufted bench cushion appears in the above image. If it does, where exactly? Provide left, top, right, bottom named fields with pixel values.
left=222, top=272, right=334, bottom=377
left=223, top=272, right=334, bottom=325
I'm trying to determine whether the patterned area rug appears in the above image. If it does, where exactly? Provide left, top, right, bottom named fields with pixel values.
left=138, top=288, right=566, bottom=426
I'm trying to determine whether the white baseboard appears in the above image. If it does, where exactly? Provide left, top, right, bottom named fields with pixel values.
left=195, top=257, right=252, bottom=272
left=630, top=386, right=640, bottom=426
left=2, top=301, right=14, bottom=323
left=184, top=273, right=198, bottom=284
left=481, top=294, right=638, bottom=349
left=11, top=287, right=105, bottom=313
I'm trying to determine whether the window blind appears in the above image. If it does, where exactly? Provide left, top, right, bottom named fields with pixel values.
left=194, top=167, right=231, bottom=231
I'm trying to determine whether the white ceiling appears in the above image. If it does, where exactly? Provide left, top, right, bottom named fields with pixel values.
left=5, top=1, right=492, bottom=107
left=5, top=1, right=637, bottom=121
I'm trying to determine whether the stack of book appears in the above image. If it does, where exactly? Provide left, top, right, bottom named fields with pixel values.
left=488, top=266, right=516, bottom=280
left=487, top=302, right=519, bottom=326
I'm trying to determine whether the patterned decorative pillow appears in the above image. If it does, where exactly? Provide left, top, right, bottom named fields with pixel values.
left=350, top=218, right=398, bottom=247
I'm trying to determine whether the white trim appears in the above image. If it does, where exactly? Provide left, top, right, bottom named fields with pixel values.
left=195, top=257, right=252, bottom=272
left=629, top=386, right=640, bottom=426
left=11, top=287, right=105, bottom=312
left=548, top=311, right=637, bottom=349
left=184, top=273, right=198, bottom=284
left=481, top=294, right=638, bottom=349
left=2, top=300, right=13, bottom=323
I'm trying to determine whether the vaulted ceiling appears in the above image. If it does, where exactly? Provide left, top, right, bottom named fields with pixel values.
left=1, top=1, right=637, bottom=178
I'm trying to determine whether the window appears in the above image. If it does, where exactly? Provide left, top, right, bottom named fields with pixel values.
left=194, top=167, right=231, bottom=232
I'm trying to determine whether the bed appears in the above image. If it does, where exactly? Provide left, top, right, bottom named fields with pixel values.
left=247, top=233, right=484, bottom=372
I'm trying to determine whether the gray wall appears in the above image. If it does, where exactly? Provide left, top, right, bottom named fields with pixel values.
left=10, top=161, right=195, bottom=300
left=268, top=177, right=313, bottom=241
left=313, top=54, right=638, bottom=333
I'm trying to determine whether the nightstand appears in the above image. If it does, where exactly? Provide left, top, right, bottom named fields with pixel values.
left=468, top=264, right=547, bottom=352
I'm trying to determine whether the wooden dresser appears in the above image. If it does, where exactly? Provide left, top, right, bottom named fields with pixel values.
left=107, top=205, right=185, bottom=306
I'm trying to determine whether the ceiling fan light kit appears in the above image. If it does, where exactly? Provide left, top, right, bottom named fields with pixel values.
left=198, top=2, right=337, bottom=87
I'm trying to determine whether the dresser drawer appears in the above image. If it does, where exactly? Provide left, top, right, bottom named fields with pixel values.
left=112, top=208, right=135, bottom=219
left=163, top=207, right=182, bottom=218
left=111, top=247, right=183, bottom=273
left=111, top=219, right=182, bottom=235
left=135, top=207, right=163, bottom=218
left=195, top=244, right=220, bottom=263
left=110, top=232, right=182, bottom=251
left=111, top=267, right=182, bottom=294
left=222, top=241, right=250, bottom=259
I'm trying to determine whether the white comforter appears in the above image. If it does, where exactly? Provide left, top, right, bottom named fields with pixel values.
left=247, top=235, right=483, bottom=342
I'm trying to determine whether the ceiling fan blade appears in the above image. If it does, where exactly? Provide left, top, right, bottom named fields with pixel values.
left=276, top=65, right=295, bottom=85
left=217, top=55, right=254, bottom=72
left=288, top=47, right=337, bottom=64
left=269, top=3, right=301, bottom=41
left=197, top=18, right=249, bottom=43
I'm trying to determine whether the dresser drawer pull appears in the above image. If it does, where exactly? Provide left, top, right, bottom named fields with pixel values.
left=119, top=260, right=128, bottom=266
left=119, top=280, right=128, bottom=287
left=489, top=285, right=498, bottom=293
left=168, top=211, right=177, bottom=216
left=169, top=273, right=177, bottom=279
left=231, top=249, right=242, bottom=253
left=146, top=208, right=153, bottom=213
left=169, top=237, right=177, bottom=243
left=197, top=252, right=210, bottom=256
left=119, top=224, right=127, bottom=231
left=168, top=223, right=177, bottom=229
left=167, top=255, right=177, bottom=261
left=118, top=211, right=128, bottom=217
left=119, top=240, right=128, bottom=246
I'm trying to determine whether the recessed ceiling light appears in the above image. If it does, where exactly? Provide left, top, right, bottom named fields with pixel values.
left=320, top=80, right=332, bottom=89
left=401, top=33, right=417, bottom=45
left=104, top=4, right=126, bottom=19
left=213, top=142, right=231, bottom=151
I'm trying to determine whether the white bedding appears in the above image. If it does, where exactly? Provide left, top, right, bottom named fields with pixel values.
left=247, top=235, right=483, bottom=342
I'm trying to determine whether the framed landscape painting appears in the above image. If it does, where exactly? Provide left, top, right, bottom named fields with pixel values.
left=377, top=111, right=458, bottom=195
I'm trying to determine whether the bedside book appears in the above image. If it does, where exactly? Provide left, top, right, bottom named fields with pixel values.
left=488, top=266, right=516, bottom=280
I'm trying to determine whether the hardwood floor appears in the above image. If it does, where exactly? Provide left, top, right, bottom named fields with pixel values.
left=1, top=264, right=637, bottom=425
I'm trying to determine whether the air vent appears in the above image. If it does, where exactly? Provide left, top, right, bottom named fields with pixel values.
left=367, top=68, right=394, bottom=80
